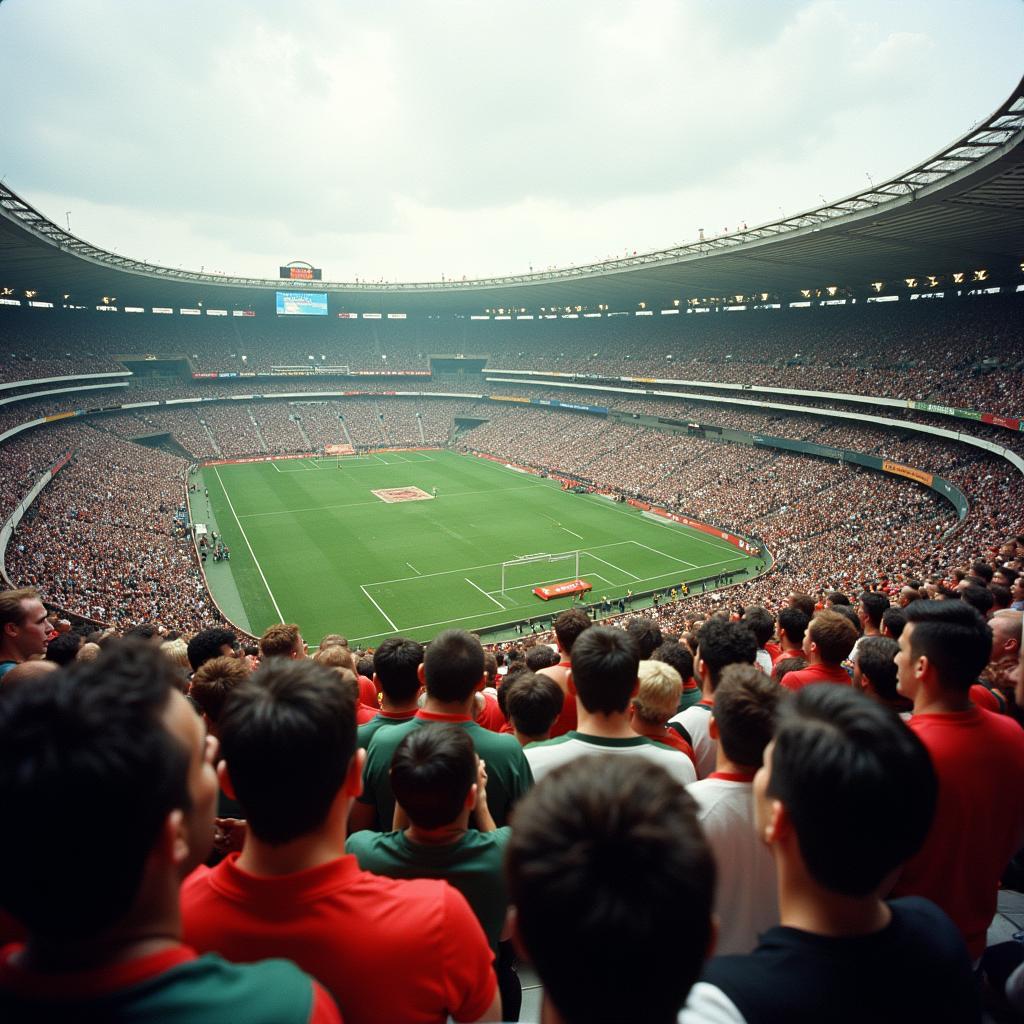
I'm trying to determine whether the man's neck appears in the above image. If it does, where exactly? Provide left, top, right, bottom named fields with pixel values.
left=380, top=697, right=419, bottom=715
left=406, top=810, right=471, bottom=847
left=576, top=705, right=635, bottom=739
left=422, top=695, right=475, bottom=718
left=777, top=856, right=891, bottom=938
left=514, top=728, right=548, bottom=747
left=712, top=752, right=756, bottom=778
left=0, top=642, right=22, bottom=665
left=913, top=688, right=973, bottom=715
left=238, top=808, right=349, bottom=877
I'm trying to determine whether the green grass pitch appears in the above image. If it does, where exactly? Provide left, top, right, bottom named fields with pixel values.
left=194, top=449, right=761, bottom=645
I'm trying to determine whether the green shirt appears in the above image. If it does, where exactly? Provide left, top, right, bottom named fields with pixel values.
left=360, top=711, right=533, bottom=830
left=357, top=710, right=418, bottom=750
left=346, top=828, right=511, bottom=952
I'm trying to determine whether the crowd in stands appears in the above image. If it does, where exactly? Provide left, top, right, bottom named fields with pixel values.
left=2, top=528, right=1024, bottom=1020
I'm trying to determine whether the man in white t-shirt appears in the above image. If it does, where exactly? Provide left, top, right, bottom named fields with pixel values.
left=671, top=620, right=758, bottom=779
left=688, top=664, right=785, bottom=954
left=525, top=626, right=696, bottom=788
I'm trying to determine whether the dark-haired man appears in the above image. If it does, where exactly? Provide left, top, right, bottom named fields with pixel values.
left=353, top=629, right=532, bottom=832
left=682, top=685, right=980, bottom=1024
left=687, top=665, right=784, bottom=955
left=357, top=636, right=423, bottom=748
left=525, top=626, right=696, bottom=786
left=508, top=757, right=715, bottom=1024
left=771, top=607, right=808, bottom=668
left=891, top=600, right=1024, bottom=962
left=181, top=658, right=499, bottom=1024
left=187, top=626, right=240, bottom=673
left=504, top=671, right=564, bottom=745
left=536, top=607, right=591, bottom=737
left=852, top=635, right=910, bottom=716
left=670, top=620, right=758, bottom=778
left=0, top=642, right=338, bottom=1023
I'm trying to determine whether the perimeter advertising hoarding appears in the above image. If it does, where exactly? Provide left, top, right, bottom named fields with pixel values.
left=275, top=292, right=329, bottom=316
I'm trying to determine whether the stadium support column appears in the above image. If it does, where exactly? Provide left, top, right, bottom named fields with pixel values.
left=338, top=413, right=353, bottom=447
left=416, top=410, right=426, bottom=444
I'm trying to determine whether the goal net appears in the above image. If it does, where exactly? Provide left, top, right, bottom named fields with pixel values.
left=501, top=551, right=581, bottom=595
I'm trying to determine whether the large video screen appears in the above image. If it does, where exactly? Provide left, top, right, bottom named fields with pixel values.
left=276, top=291, right=329, bottom=316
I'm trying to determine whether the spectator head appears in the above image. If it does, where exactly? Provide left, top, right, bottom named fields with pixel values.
left=761, top=685, right=936, bottom=897
left=711, top=664, right=784, bottom=769
left=625, top=617, right=663, bottom=660
left=525, top=644, right=560, bottom=672
left=372, top=636, right=424, bottom=704
left=44, top=630, right=82, bottom=667
left=187, top=627, right=239, bottom=672
left=958, top=584, right=994, bottom=619
left=695, top=619, right=758, bottom=691
left=0, top=587, right=49, bottom=663
left=0, top=641, right=216, bottom=939
left=124, top=623, right=162, bottom=646
left=898, top=600, right=991, bottom=700
left=777, top=607, right=810, bottom=649
left=189, top=655, right=251, bottom=730
left=506, top=757, right=714, bottom=1024
left=990, top=610, right=1023, bottom=667
left=504, top=672, right=564, bottom=743
left=568, top=627, right=640, bottom=716
left=881, top=606, right=907, bottom=641
left=160, top=637, right=191, bottom=672
left=824, top=592, right=851, bottom=608
left=312, top=643, right=355, bottom=673
left=989, top=583, right=1011, bottom=611
left=852, top=636, right=904, bottom=706
left=742, top=606, right=775, bottom=649
left=857, top=591, right=891, bottom=632
left=772, top=655, right=807, bottom=685
left=218, top=659, right=359, bottom=846
left=971, top=559, right=994, bottom=584
left=787, top=592, right=817, bottom=618
left=803, top=611, right=858, bottom=667
left=319, top=633, right=348, bottom=650
left=259, top=623, right=305, bottom=660
left=483, top=650, right=499, bottom=685
left=552, top=607, right=591, bottom=655
left=76, top=641, right=102, bottom=662
left=631, top=660, right=683, bottom=726
left=651, top=640, right=695, bottom=685
left=1, top=658, right=59, bottom=690
left=421, top=630, right=485, bottom=704
left=390, top=724, right=477, bottom=830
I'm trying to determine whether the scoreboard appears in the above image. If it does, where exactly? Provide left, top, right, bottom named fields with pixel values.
left=279, top=264, right=322, bottom=281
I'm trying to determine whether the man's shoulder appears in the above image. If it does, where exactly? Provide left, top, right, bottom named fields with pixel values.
left=365, top=716, right=421, bottom=757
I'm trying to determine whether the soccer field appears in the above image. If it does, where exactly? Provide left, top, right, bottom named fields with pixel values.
left=194, top=449, right=761, bottom=645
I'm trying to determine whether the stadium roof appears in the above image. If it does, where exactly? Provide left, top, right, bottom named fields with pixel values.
left=1, top=76, right=1023, bottom=314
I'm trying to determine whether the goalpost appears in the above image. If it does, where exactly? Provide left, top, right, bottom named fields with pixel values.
left=501, top=551, right=581, bottom=595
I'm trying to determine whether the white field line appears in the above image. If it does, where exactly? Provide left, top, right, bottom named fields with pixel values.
left=406, top=562, right=421, bottom=575
left=466, top=577, right=505, bottom=608
left=360, top=584, right=398, bottom=631
left=586, top=551, right=641, bottom=580
left=633, top=541, right=696, bottom=568
left=213, top=467, right=285, bottom=622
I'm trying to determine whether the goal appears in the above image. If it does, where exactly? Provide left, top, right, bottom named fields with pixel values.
left=501, top=551, right=581, bottom=595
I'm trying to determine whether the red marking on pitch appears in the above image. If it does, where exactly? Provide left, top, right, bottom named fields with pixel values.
left=372, top=486, right=434, bottom=503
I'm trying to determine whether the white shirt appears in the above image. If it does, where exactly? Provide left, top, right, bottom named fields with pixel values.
left=524, top=731, right=696, bottom=787
left=687, top=776, right=778, bottom=955
left=670, top=704, right=716, bottom=778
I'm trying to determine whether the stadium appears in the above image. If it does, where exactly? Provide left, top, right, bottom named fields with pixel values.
left=1, top=5, right=1024, bottom=1022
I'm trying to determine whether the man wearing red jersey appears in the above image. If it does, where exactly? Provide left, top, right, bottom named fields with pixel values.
left=536, top=607, right=590, bottom=737
left=779, top=610, right=857, bottom=691
left=0, top=642, right=338, bottom=1024
left=181, top=658, right=499, bottom=1024
left=892, top=600, right=1024, bottom=961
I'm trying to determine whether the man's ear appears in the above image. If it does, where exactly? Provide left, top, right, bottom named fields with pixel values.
left=344, top=747, right=366, bottom=798
left=708, top=715, right=719, bottom=741
left=417, top=663, right=427, bottom=686
left=159, top=808, right=191, bottom=868
left=763, top=799, right=790, bottom=846
left=465, top=782, right=479, bottom=812
left=507, top=906, right=532, bottom=964
left=217, top=760, right=236, bottom=800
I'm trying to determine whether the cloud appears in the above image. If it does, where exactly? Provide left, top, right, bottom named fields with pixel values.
left=1, top=0, right=1021, bottom=280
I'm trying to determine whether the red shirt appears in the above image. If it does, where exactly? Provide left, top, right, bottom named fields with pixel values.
left=646, top=728, right=698, bottom=770
left=892, top=708, right=1024, bottom=960
left=780, top=662, right=850, bottom=691
left=969, top=684, right=1003, bottom=715
left=357, top=676, right=378, bottom=710
left=181, top=854, right=496, bottom=1024
left=542, top=663, right=578, bottom=738
left=356, top=704, right=376, bottom=726
left=474, top=692, right=506, bottom=733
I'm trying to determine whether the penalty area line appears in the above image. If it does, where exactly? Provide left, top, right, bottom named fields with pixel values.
left=360, top=585, right=398, bottom=631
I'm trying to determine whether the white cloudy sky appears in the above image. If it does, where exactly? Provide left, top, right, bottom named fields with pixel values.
left=1, top=0, right=1021, bottom=282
